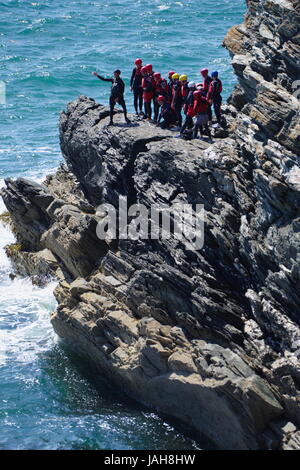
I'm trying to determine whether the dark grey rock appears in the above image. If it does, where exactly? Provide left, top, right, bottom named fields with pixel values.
left=1, top=0, right=299, bottom=450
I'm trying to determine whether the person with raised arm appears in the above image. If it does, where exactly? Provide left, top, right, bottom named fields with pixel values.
left=92, top=69, right=130, bottom=126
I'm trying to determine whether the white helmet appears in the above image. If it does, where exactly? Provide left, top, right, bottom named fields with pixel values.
left=188, top=81, right=196, bottom=88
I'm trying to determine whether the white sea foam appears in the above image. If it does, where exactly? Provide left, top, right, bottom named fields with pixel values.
left=0, top=179, right=57, bottom=368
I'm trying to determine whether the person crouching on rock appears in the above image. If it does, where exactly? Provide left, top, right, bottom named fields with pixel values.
left=180, top=81, right=196, bottom=136
left=156, top=95, right=176, bottom=129
left=207, top=71, right=222, bottom=127
left=130, top=58, right=143, bottom=116
left=92, top=69, right=130, bottom=126
left=141, top=65, right=154, bottom=120
left=153, top=72, right=170, bottom=122
left=193, top=89, right=213, bottom=143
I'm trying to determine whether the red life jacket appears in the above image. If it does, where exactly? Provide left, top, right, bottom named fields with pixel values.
left=142, top=75, right=154, bottom=102
left=193, top=94, right=209, bottom=114
left=185, top=90, right=195, bottom=117
left=187, top=104, right=196, bottom=118
left=181, top=83, right=189, bottom=100
left=155, top=79, right=170, bottom=98
left=208, top=79, right=222, bottom=100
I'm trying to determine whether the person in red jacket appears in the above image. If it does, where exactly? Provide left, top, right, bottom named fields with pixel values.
left=193, top=89, right=212, bottom=142
left=153, top=72, right=170, bottom=121
left=130, top=58, right=143, bottom=115
left=141, top=65, right=154, bottom=119
left=167, top=70, right=176, bottom=101
left=145, top=64, right=157, bottom=118
left=181, top=81, right=196, bottom=135
left=200, top=68, right=213, bottom=123
left=200, top=68, right=212, bottom=94
left=156, top=95, right=176, bottom=129
left=207, top=71, right=223, bottom=126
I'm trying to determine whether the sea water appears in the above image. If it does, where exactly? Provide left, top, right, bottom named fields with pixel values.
left=0, top=0, right=245, bottom=449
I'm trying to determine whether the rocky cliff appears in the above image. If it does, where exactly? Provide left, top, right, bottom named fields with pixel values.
left=1, top=0, right=300, bottom=450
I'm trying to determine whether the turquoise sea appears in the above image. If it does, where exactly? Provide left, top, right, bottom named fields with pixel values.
left=0, top=0, right=245, bottom=450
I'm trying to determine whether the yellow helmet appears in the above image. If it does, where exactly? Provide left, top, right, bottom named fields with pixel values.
left=172, top=73, right=180, bottom=80
left=179, top=74, right=188, bottom=81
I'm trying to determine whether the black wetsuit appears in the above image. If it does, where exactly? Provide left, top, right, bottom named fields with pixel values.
left=172, top=81, right=183, bottom=127
left=167, top=79, right=174, bottom=102
left=181, top=90, right=195, bottom=134
left=154, top=79, right=169, bottom=121
left=208, top=78, right=222, bottom=124
left=203, top=75, right=213, bottom=121
left=96, top=74, right=128, bottom=123
left=130, top=67, right=143, bottom=114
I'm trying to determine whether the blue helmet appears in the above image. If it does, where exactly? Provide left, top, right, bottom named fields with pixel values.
left=212, top=71, right=218, bottom=78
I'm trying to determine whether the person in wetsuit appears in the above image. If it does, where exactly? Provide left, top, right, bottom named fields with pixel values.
left=146, top=64, right=158, bottom=121
left=180, top=81, right=196, bottom=135
left=130, top=58, right=143, bottom=115
left=179, top=74, right=189, bottom=107
left=141, top=65, right=154, bottom=119
left=93, top=69, right=130, bottom=126
left=200, top=68, right=213, bottom=123
left=153, top=72, right=170, bottom=121
left=171, top=73, right=183, bottom=128
left=193, top=89, right=212, bottom=142
left=207, top=71, right=223, bottom=126
left=167, top=71, right=176, bottom=102
left=156, top=95, right=176, bottom=129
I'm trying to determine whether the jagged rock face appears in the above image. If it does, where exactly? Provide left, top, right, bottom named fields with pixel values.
left=224, top=0, right=300, bottom=153
left=1, top=0, right=300, bottom=450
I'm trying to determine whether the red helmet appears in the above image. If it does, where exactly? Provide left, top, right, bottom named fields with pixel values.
left=196, top=82, right=203, bottom=88
left=157, top=95, right=165, bottom=102
left=141, top=66, right=148, bottom=75
left=168, top=70, right=176, bottom=79
left=153, top=72, right=161, bottom=80
left=200, top=68, right=208, bottom=76
left=135, top=58, right=142, bottom=65
left=146, top=64, right=153, bottom=73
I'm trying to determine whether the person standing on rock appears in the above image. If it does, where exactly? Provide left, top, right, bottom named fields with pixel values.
left=167, top=71, right=176, bottom=100
left=171, top=73, right=183, bottom=128
left=180, top=81, right=196, bottom=136
left=193, top=89, right=213, bottom=142
left=145, top=64, right=157, bottom=119
left=92, top=69, right=130, bottom=126
left=179, top=74, right=189, bottom=108
left=141, top=65, right=154, bottom=119
left=153, top=72, right=170, bottom=122
left=207, top=71, right=223, bottom=127
left=200, top=68, right=213, bottom=124
left=130, top=58, right=143, bottom=115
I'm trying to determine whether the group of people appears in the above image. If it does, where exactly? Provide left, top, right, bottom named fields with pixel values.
left=92, top=58, right=223, bottom=142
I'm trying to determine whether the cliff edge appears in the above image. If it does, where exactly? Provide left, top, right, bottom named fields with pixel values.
left=1, top=0, right=300, bottom=449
